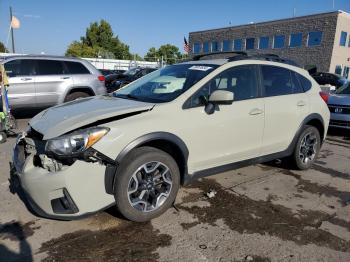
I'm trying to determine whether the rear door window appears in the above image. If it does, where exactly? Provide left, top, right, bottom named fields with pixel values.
left=4, top=59, right=36, bottom=77
left=65, top=61, right=90, bottom=74
left=36, top=60, right=65, bottom=75
left=261, top=65, right=294, bottom=97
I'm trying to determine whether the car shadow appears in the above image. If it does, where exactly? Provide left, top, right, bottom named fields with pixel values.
left=327, top=127, right=350, bottom=140
left=0, top=221, right=33, bottom=262
left=12, top=109, right=45, bottom=119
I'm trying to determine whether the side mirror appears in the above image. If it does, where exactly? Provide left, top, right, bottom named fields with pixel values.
left=205, top=90, right=234, bottom=115
left=208, top=90, right=234, bottom=105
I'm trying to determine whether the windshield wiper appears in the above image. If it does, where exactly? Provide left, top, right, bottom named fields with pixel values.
left=113, top=93, right=141, bottom=101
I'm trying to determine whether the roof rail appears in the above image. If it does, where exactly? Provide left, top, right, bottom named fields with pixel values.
left=228, top=53, right=300, bottom=67
left=192, top=51, right=247, bottom=61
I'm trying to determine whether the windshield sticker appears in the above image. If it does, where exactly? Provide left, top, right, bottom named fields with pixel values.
left=189, top=65, right=213, bottom=71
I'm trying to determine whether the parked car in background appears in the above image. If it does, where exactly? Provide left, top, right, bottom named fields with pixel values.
left=12, top=53, right=329, bottom=222
left=105, top=67, right=157, bottom=92
left=311, top=72, right=348, bottom=89
left=1, top=55, right=106, bottom=110
left=99, top=69, right=125, bottom=76
left=327, top=82, right=350, bottom=129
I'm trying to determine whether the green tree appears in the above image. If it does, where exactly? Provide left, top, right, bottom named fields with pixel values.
left=145, top=44, right=183, bottom=64
left=0, top=42, right=8, bottom=53
left=66, top=20, right=132, bottom=59
left=144, top=47, right=159, bottom=62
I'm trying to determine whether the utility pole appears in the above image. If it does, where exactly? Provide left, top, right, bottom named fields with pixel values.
left=9, top=7, right=15, bottom=53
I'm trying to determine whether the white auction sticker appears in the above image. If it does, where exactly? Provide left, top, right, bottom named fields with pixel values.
left=189, top=65, right=213, bottom=71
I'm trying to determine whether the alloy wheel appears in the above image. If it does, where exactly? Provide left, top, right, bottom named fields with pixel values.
left=127, top=161, right=172, bottom=212
left=299, top=132, right=318, bottom=164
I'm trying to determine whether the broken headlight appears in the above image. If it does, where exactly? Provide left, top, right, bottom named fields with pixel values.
left=45, top=127, right=110, bottom=156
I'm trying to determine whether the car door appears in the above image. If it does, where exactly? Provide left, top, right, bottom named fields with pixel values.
left=35, top=59, right=74, bottom=107
left=260, top=65, right=309, bottom=155
left=182, top=64, right=264, bottom=172
left=3, top=59, right=36, bottom=109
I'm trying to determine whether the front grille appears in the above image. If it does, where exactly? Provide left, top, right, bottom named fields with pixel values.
left=329, top=119, right=350, bottom=128
left=328, top=104, right=350, bottom=115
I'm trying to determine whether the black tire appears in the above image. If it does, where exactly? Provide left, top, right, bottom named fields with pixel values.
left=114, top=146, right=180, bottom=222
left=291, top=125, right=321, bottom=170
left=0, top=132, right=7, bottom=144
left=64, top=91, right=90, bottom=102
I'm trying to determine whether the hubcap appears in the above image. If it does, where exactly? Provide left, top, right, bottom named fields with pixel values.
left=127, top=161, right=172, bottom=212
left=299, top=132, right=318, bottom=165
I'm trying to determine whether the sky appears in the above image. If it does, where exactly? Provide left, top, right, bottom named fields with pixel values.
left=0, top=0, right=349, bottom=56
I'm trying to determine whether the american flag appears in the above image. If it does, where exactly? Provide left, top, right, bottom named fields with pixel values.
left=183, top=37, right=191, bottom=53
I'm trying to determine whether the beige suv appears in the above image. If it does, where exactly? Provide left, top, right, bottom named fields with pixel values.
left=12, top=53, right=330, bottom=222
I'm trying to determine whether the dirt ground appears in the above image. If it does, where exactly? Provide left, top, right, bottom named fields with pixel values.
left=0, top=118, right=349, bottom=262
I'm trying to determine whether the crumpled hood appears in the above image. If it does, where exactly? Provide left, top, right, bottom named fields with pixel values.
left=29, top=96, right=154, bottom=139
left=328, top=94, right=350, bottom=106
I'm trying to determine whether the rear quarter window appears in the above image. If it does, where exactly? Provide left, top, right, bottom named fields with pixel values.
left=296, top=73, right=312, bottom=92
left=65, top=61, right=90, bottom=74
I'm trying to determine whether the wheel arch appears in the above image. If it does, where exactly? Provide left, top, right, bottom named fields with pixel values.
left=302, top=113, right=325, bottom=141
left=61, top=86, right=95, bottom=103
left=105, top=132, right=189, bottom=194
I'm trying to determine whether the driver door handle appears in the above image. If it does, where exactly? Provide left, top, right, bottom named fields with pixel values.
left=249, top=108, right=264, bottom=115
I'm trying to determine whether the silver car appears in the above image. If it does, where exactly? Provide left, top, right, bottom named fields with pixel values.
left=1, top=55, right=106, bottom=110
left=328, top=82, right=350, bottom=129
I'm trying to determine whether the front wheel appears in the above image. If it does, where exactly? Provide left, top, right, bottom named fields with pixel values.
left=114, top=147, right=180, bottom=222
left=291, top=125, right=321, bottom=170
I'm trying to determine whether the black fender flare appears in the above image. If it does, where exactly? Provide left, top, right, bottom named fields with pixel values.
left=286, top=113, right=325, bottom=155
left=104, top=132, right=189, bottom=194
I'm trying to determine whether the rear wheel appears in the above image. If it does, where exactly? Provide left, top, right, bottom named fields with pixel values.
left=114, top=147, right=180, bottom=222
left=64, top=91, right=90, bottom=102
left=291, top=125, right=321, bottom=170
left=0, top=132, right=7, bottom=144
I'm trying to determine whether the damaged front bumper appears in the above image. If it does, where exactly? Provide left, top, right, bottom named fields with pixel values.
left=11, top=131, right=116, bottom=220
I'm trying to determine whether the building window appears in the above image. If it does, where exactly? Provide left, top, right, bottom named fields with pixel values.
left=307, top=31, right=323, bottom=46
left=246, top=38, right=255, bottom=50
left=289, top=33, right=302, bottom=47
left=233, top=39, right=242, bottom=51
left=211, top=41, right=219, bottom=52
left=273, top=35, right=285, bottom=48
left=203, top=42, right=210, bottom=53
left=223, top=40, right=231, bottom=51
left=335, top=65, right=342, bottom=75
left=340, top=31, right=347, bottom=46
left=193, top=43, right=201, bottom=54
left=259, top=36, right=269, bottom=49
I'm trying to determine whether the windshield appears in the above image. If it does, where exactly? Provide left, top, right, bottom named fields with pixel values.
left=336, top=82, right=350, bottom=95
left=113, top=64, right=218, bottom=103
left=123, top=68, right=141, bottom=76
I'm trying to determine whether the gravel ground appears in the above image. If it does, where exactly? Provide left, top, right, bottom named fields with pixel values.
left=0, top=118, right=349, bottom=262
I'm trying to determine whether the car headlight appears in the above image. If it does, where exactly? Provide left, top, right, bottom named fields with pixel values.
left=45, top=127, right=110, bottom=156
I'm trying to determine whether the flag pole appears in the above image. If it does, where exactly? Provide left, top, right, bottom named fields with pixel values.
left=9, top=6, right=15, bottom=53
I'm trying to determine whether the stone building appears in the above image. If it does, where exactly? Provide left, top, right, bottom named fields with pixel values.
left=188, top=10, right=350, bottom=78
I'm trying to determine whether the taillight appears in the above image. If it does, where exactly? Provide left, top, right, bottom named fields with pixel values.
left=98, top=75, right=105, bottom=81
left=319, top=91, right=329, bottom=103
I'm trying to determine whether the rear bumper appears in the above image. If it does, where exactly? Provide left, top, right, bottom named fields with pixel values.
left=12, top=142, right=115, bottom=220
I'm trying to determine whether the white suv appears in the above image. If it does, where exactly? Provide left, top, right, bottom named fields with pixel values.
left=12, top=53, right=330, bottom=222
